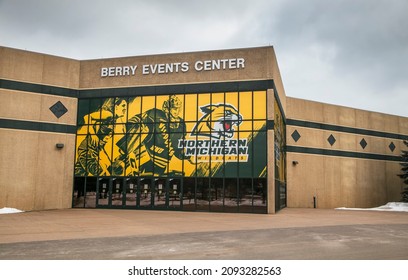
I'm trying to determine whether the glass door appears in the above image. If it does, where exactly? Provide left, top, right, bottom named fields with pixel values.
left=182, top=178, right=196, bottom=211
left=196, top=177, right=210, bottom=211
left=111, top=178, right=124, bottom=207
left=139, top=178, right=152, bottom=208
left=168, top=178, right=182, bottom=209
left=125, top=177, right=138, bottom=207
left=97, top=177, right=110, bottom=207
left=154, top=178, right=168, bottom=209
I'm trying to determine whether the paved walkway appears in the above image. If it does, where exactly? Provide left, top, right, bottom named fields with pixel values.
left=1, top=208, right=407, bottom=259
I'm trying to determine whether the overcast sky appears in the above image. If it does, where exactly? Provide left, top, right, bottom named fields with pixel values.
left=1, top=0, right=407, bottom=117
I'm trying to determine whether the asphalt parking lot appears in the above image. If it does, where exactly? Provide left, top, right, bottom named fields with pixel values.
left=0, top=208, right=407, bottom=259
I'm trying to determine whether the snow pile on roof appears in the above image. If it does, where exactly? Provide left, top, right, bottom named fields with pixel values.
left=336, top=202, right=408, bottom=212
left=0, top=207, right=24, bottom=214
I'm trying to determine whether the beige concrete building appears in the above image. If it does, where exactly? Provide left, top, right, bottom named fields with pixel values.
left=0, top=46, right=407, bottom=214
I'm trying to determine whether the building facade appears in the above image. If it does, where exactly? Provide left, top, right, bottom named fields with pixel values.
left=1, top=46, right=407, bottom=214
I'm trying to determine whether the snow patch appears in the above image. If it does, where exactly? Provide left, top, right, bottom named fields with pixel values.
left=336, top=202, right=408, bottom=212
left=0, top=207, right=24, bottom=214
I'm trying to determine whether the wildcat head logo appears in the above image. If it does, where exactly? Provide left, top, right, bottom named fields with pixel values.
left=191, top=103, right=243, bottom=139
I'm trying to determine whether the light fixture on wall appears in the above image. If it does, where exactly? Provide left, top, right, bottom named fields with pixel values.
left=292, top=160, right=299, bottom=166
left=56, top=143, right=64, bottom=149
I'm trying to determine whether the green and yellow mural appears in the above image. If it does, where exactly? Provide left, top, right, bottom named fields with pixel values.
left=75, top=91, right=267, bottom=178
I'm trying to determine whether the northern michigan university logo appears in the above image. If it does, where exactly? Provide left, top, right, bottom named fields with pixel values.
left=178, top=103, right=249, bottom=162
left=191, top=103, right=242, bottom=139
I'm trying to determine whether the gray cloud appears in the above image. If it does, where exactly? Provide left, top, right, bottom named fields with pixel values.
left=0, top=0, right=406, bottom=116
left=273, top=0, right=408, bottom=86
left=256, top=0, right=408, bottom=115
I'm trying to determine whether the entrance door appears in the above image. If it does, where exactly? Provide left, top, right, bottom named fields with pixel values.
left=111, top=178, right=124, bottom=207
left=196, top=177, right=210, bottom=211
left=125, top=177, right=138, bottom=207
left=97, top=177, right=110, bottom=207
left=153, top=178, right=182, bottom=209
left=139, top=178, right=152, bottom=208
left=97, top=177, right=182, bottom=209
left=154, top=178, right=167, bottom=209
left=168, top=178, right=182, bottom=209
left=97, top=177, right=124, bottom=207
left=182, top=178, right=196, bottom=211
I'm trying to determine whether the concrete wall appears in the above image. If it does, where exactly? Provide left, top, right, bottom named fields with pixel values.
left=267, top=89, right=276, bottom=213
left=0, top=47, right=80, bottom=88
left=0, top=47, right=79, bottom=211
left=286, top=97, right=408, bottom=209
left=79, top=46, right=279, bottom=88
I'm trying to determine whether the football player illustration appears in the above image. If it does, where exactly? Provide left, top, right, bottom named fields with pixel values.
left=115, top=95, right=188, bottom=176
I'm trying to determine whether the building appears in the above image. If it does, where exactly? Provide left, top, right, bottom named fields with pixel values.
left=1, top=46, right=407, bottom=214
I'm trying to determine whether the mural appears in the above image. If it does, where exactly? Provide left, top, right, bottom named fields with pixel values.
left=75, top=91, right=267, bottom=178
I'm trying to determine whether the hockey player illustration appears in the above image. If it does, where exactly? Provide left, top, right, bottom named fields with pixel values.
left=115, top=95, right=188, bottom=176
left=74, top=116, right=114, bottom=176
left=75, top=97, right=127, bottom=176
left=77, top=97, right=127, bottom=136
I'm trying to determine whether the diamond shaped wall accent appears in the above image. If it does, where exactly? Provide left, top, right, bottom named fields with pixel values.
left=49, top=101, right=68, bottom=118
left=389, top=142, right=396, bottom=152
left=291, top=130, right=301, bottom=142
left=327, top=134, right=336, bottom=146
left=360, top=138, right=367, bottom=149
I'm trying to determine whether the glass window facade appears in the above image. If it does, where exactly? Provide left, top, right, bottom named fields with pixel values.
left=274, top=98, right=287, bottom=211
left=73, top=91, right=268, bottom=213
